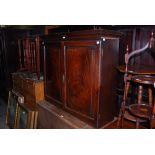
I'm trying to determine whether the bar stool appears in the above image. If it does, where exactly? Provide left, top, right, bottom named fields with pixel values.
left=129, top=75, right=155, bottom=128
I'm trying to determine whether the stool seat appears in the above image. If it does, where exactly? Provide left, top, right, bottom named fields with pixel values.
left=129, top=104, right=152, bottom=119
left=131, top=75, right=155, bottom=85
left=124, top=110, right=146, bottom=123
left=118, top=74, right=155, bottom=128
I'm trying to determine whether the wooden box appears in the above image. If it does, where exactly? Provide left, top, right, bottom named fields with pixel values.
left=12, top=72, right=44, bottom=109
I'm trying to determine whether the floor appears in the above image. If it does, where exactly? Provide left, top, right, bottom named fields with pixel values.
left=0, top=98, right=7, bottom=129
left=103, top=111, right=149, bottom=129
left=104, top=118, right=147, bottom=129
left=0, top=96, right=148, bottom=129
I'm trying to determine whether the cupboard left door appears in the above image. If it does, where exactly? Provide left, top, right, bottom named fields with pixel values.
left=44, top=42, right=63, bottom=105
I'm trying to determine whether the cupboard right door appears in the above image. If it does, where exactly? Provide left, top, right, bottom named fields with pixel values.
left=63, top=41, right=100, bottom=124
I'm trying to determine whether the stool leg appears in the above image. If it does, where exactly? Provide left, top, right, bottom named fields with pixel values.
left=136, top=119, right=140, bottom=129
left=135, top=85, right=143, bottom=129
left=125, top=81, right=131, bottom=99
left=138, top=85, right=143, bottom=105
left=117, top=80, right=131, bottom=128
left=150, top=94, right=155, bottom=129
left=153, top=96, right=155, bottom=115
left=148, top=88, right=153, bottom=107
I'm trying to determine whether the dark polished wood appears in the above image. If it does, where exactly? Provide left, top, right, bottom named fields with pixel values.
left=44, top=42, right=63, bottom=105
left=42, top=30, right=121, bottom=128
left=35, top=36, right=41, bottom=79
left=118, top=28, right=155, bottom=66
left=131, top=75, right=155, bottom=85
left=64, top=41, right=99, bottom=123
left=117, top=27, right=155, bottom=118
left=18, top=36, right=41, bottom=79
left=117, top=66, right=155, bottom=128
left=128, top=75, right=155, bottom=128
left=99, top=39, right=120, bottom=126
left=129, top=104, right=152, bottom=119
left=119, top=27, right=155, bottom=67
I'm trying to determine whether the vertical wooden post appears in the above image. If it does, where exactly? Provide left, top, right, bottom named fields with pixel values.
left=35, top=36, right=40, bottom=80
left=25, top=38, right=30, bottom=71
left=18, top=39, right=22, bottom=69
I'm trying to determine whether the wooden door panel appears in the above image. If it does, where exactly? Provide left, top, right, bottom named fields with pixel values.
left=44, top=43, right=62, bottom=104
left=64, top=41, right=99, bottom=119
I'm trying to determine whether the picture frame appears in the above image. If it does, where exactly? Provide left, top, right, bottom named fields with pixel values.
left=16, top=103, right=38, bottom=129
left=6, top=91, right=19, bottom=128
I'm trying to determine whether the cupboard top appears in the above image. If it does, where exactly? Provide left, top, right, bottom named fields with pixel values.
left=41, top=29, right=122, bottom=43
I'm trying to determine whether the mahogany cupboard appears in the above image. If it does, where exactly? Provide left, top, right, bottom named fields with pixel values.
left=41, top=30, right=121, bottom=128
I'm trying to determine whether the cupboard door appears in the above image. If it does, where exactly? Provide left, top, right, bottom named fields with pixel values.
left=64, top=41, right=100, bottom=120
left=44, top=42, right=63, bottom=104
